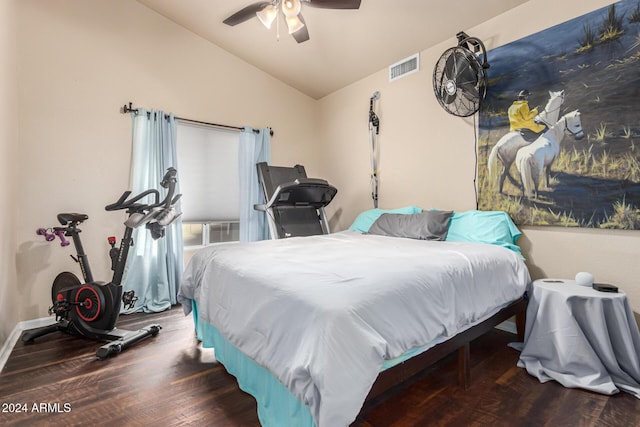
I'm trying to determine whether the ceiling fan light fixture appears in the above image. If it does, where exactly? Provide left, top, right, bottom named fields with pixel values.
left=282, top=0, right=301, bottom=17
left=285, top=15, right=305, bottom=34
left=224, top=0, right=361, bottom=43
left=256, top=4, right=278, bottom=29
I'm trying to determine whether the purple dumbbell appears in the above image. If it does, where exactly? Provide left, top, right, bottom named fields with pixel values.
left=53, top=229, right=70, bottom=247
left=36, top=228, right=55, bottom=242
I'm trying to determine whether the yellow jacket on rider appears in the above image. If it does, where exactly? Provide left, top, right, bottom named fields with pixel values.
left=508, top=100, right=545, bottom=133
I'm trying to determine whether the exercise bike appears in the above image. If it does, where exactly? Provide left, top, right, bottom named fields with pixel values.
left=23, top=167, right=182, bottom=360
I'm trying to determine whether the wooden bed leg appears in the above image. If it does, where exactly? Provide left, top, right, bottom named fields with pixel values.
left=516, top=310, right=526, bottom=342
left=458, top=342, right=471, bottom=389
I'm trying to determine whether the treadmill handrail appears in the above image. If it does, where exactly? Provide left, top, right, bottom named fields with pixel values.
left=261, top=178, right=337, bottom=210
left=294, top=178, right=328, bottom=186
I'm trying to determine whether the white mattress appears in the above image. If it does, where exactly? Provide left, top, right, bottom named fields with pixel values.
left=178, top=231, right=531, bottom=426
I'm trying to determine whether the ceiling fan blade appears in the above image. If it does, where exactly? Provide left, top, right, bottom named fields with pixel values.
left=223, top=2, right=271, bottom=26
left=292, top=14, right=310, bottom=43
left=304, top=0, right=361, bottom=9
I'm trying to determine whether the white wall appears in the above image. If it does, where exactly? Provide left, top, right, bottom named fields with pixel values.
left=0, top=0, right=19, bottom=349
left=318, top=0, right=640, bottom=311
left=12, top=0, right=320, bottom=329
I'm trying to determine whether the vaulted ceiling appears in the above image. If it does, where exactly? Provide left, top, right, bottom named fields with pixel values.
left=137, top=0, right=529, bottom=99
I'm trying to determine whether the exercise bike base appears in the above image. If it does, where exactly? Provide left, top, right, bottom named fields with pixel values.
left=22, top=319, right=72, bottom=343
left=96, top=324, right=162, bottom=360
left=22, top=321, right=162, bottom=360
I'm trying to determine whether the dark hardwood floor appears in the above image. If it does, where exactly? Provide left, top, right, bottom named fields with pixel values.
left=1, top=306, right=639, bottom=426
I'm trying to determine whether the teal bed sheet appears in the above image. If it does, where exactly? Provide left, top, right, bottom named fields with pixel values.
left=192, top=301, right=316, bottom=427
left=190, top=300, right=482, bottom=425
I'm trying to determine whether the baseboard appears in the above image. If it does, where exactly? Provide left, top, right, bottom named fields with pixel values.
left=0, top=317, right=56, bottom=374
left=495, top=319, right=517, bottom=335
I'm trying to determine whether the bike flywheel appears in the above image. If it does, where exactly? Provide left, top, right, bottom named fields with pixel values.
left=51, top=271, right=81, bottom=305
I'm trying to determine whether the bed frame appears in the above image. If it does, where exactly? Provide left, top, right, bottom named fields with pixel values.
left=365, top=297, right=527, bottom=402
left=193, top=295, right=527, bottom=425
left=193, top=288, right=527, bottom=425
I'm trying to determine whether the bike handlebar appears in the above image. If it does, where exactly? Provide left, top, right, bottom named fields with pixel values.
left=105, top=167, right=178, bottom=212
left=37, top=168, right=181, bottom=251
left=160, top=167, right=177, bottom=190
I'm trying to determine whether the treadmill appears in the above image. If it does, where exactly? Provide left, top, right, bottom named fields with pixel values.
left=254, top=162, right=337, bottom=239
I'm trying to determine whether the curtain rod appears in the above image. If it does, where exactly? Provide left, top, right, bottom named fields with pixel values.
left=120, top=102, right=273, bottom=136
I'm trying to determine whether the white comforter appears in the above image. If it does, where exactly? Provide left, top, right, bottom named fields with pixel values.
left=178, top=231, right=530, bottom=427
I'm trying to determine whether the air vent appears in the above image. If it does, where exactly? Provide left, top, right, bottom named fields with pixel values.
left=389, top=53, right=419, bottom=82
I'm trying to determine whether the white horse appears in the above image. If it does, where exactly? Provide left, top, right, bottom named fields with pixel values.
left=515, top=109, right=584, bottom=199
left=487, top=90, right=565, bottom=193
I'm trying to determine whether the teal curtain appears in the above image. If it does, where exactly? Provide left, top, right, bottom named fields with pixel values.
left=239, top=127, right=271, bottom=241
left=123, top=109, right=183, bottom=313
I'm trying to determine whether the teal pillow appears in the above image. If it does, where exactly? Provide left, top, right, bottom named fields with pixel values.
left=349, top=206, right=423, bottom=233
left=445, top=210, right=523, bottom=255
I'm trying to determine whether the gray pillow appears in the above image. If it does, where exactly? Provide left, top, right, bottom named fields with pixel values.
left=367, top=210, right=453, bottom=240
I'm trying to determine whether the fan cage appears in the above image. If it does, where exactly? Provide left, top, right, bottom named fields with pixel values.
left=432, top=45, right=487, bottom=117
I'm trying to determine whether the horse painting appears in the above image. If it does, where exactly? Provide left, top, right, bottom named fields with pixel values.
left=515, top=110, right=584, bottom=199
left=487, top=90, right=565, bottom=193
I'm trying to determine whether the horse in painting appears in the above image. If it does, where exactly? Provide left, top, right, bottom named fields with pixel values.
left=487, top=90, right=565, bottom=193
left=515, top=109, right=584, bottom=199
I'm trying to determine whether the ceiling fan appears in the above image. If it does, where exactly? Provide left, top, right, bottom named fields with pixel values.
left=223, top=0, right=362, bottom=43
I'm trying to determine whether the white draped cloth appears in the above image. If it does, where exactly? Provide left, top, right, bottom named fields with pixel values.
left=518, top=279, right=640, bottom=398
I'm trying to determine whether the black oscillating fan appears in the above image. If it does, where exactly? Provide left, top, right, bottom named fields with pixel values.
left=433, top=32, right=489, bottom=117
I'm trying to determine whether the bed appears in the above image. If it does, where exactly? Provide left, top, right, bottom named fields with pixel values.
left=178, top=209, right=531, bottom=426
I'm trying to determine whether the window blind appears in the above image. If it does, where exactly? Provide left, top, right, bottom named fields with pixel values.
left=176, top=123, right=240, bottom=222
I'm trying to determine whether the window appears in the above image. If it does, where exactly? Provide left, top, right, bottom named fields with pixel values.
left=176, top=122, right=240, bottom=246
left=182, top=221, right=240, bottom=246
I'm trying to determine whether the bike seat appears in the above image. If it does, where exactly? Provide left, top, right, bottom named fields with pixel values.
left=57, top=213, right=88, bottom=225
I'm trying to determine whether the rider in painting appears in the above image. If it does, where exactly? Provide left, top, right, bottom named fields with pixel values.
left=508, top=89, right=546, bottom=139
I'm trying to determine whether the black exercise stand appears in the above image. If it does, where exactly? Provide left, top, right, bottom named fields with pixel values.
left=24, top=168, right=182, bottom=359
